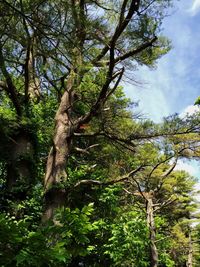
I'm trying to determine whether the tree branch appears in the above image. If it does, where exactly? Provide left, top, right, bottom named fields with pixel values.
left=161, top=157, right=178, bottom=178
left=74, top=165, right=145, bottom=188
left=0, top=44, right=21, bottom=116
left=74, top=144, right=100, bottom=154
left=106, top=68, right=124, bottom=99
left=154, top=196, right=177, bottom=212
left=114, top=36, right=158, bottom=64
left=93, top=0, right=140, bottom=63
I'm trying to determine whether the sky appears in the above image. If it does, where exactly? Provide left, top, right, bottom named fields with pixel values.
left=126, top=0, right=200, bottom=122
left=125, top=1, right=200, bottom=181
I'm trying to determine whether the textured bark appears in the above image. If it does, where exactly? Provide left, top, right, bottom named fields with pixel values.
left=43, top=75, right=78, bottom=221
left=146, top=196, right=158, bottom=267
left=24, top=35, right=41, bottom=101
left=44, top=90, right=75, bottom=189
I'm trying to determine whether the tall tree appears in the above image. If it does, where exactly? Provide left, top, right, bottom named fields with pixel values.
left=0, top=0, right=173, bottom=220
left=120, top=143, right=198, bottom=267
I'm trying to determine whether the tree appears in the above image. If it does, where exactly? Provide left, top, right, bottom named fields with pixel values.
left=119, top=143, right=198, bottom=267
left=3, top=1, right=200, bottom=266
left=0, top=0, right=173, bottom=221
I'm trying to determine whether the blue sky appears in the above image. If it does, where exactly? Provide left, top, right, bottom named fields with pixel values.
left=125, top=1, right=200, bottom=179
left=125, top=0, right=200, bottom=122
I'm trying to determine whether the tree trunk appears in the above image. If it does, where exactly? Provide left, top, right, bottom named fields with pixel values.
left=187, top=231, right=193, bottom=267
left=6, top=130, right=34, bottom=191
left=146, top=197, right=158, bottom=267
left=43, top=75, right=78, bottom=221
left=25, top=34, right=41, bottom=101
left=6, top=34, right=40, bottom=192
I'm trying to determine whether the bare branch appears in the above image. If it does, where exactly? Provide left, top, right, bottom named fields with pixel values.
left=119, top=0, right=129, bottom=24
left=148, top=154, right=177, bottom=179
left=106, top=67, right=124, bottom=99
left=74, top=144, right=100, bottom=154
left=131, top=178, right=149, bottom=201
left=90, top=0, right=117, bottom=11
left=154, top=196, right=177, bottom=212
left=161, top=157, right=178, bottom=178
left=114, top=36, right=158, bottom=64
left=123, top=187, right=134, bottom=195
left=93, top=0, right=141, bottom=63
left=75, top=68, right=125, bottom=127
left=74, top=165, right=145, bottom=188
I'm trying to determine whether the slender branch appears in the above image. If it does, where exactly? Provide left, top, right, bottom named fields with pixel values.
left=24, top=38, right=32, bottom=101
left=90, top=0, right=116, bottom=11
left=95, top=37, right=158, bottom=67
left=114, top=36, right=157, bottom=64
left=74, top=165, right=145, bottom=188
left=161, top=157, right=178, bottom=178
left=148, top=154, right=177, bottom=179
left=0, top=44, right=21, bottom=116
left=3, top=0, right=72, bottom=68
left=131, top=178, right=149, bottom=201
left=139, top=0, right=156, bottom=14
left=74, top=144, right=100, bottom=154
left=93, top=0, right=140, bottom=63
left=75, top=70, right=124, bottom=126
left=106, top=67, right=124, bottom=99
left=154, top=196, right=177, bottom=212
left=20, top=0, right=31, bottom=38
left=123, top=187, right=134, bottom=195
left=119, top=0, right=129, bottom=24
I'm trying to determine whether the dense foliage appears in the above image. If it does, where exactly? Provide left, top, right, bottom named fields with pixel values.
left=0, top=0, right=200, bottom=266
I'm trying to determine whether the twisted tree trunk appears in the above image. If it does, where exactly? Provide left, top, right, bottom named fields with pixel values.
left=43, top=74, right=79, bottom=221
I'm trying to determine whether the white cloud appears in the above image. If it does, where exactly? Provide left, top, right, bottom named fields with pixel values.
left=180, top=105, right=200, bottom=118
left=174, top=159, right=200, bottom=180
left=125, top=64, right=171, bottom=122
left=175, top=160, right=196, bottom=175
left=189, top=0, right=200, bottom=16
